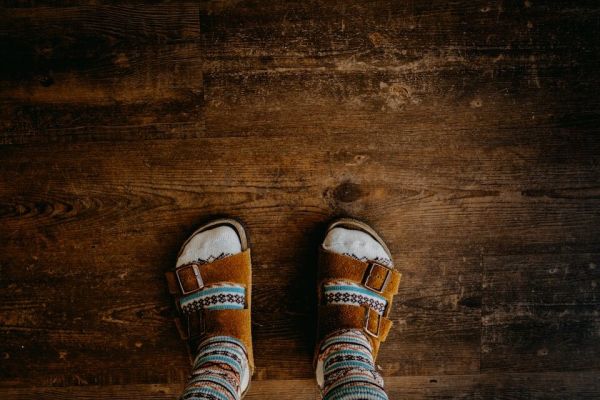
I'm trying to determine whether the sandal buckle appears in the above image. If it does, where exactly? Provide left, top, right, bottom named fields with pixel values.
left=364, top=307, right=381, bottom=338
left=176, top=263, right=204, bottom=295
left=363, top=262, right=392, bottom=293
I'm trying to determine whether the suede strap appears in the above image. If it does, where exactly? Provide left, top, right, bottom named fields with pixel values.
left=166, top=250, right=252, bottom=304
left=316, top=304, right=392, bottom=361
left=318, top=304, right=393, bottom=341
left=318, top=249, right=401, bottom=309
left=204, top=309, right=254, bottom=372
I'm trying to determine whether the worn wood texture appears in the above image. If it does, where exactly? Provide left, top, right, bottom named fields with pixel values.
left=1, top=0, right=600, bottom=398
left=3, top=373, right=600, bottom=399
left=1, top=3, right=204, bottom=143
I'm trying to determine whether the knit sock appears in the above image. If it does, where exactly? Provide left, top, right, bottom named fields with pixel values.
left=319, top=329, right=388, bottom=400
left=178, top=225, right=250, bottom=400
left=180, top=336, right=249, bottom=400
left=317, top=227, right=392, bottom=399
left=322, top=227, right=392, bottom=267
left=177, top=225, right=242, bottom=267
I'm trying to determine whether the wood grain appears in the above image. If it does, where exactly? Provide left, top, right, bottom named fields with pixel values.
left=0, top=4, right=204, bottom=143
left=1, top=0, right=600, bottom=398
left=482, top=253, right=600, bottom=373
left=2, top=373, right=600, bottom=399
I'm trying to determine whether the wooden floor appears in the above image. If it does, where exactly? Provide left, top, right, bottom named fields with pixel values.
left=1, top=1, right=600, bottom=398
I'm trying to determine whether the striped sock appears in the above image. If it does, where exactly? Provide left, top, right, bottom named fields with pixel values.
left=318, top=329, right=389, bottom=400
left=180, top=336, right=248, bottom=400
left=178, top=280, right=249, bottom=400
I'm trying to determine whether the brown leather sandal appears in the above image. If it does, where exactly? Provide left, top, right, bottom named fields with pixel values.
left=315, top=218, right=401, bottom=363
left=165, top=218, right=254, bottom=391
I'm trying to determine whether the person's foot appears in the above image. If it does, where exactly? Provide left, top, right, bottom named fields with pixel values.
left=315, top=218, right=400, bottom=400
left=166, top=219, right=253, bottom=400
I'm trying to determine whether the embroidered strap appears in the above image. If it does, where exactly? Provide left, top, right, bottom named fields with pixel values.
left=166, top=250, right=252, bottom=299
left=180, top=284, right=246, bottom=313
left=323, top=281, right=388, bottom=315
left=318, top=249, right=401, bottom=307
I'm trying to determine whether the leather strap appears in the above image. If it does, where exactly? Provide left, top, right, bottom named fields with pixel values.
left=204, top=309, right=254, bottom=372
left=316, top=304, right=393, bottom=361
left=318, top=249, right=401, bottom=308
left=166, top=250, right=252, bottom=302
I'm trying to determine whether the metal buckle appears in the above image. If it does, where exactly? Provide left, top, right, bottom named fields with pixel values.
left=176, top=263, right=204, bottom=295
left=363, top=262, right=392, bottom=293
left=364, top=307, right=381, bottom=338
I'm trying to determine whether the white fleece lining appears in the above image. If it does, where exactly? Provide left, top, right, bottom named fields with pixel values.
left=322, top=227, right=392, bottom=267
left=177, top=226, right=242, bottom=267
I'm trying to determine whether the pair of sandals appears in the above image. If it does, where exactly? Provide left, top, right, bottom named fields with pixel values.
left=165, top=217, right=401, bottom=397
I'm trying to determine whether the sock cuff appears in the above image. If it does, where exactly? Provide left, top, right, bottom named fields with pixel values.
left=182, top=336, right=249, bottom=400
left=318, top=330, right=388, bottom=400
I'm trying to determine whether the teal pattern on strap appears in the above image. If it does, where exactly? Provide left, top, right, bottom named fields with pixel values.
left=180, top=284, right=246, bottom=313
left=323, top=281, right=387, bottom=315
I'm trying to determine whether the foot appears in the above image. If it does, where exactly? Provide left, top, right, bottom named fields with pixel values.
left=167, top=219, right=253, bottom=399
left=315, top=218, right=400, bottom=400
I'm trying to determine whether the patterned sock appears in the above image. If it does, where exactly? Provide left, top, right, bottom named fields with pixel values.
left=318, top=329, right=389, bottom=400
left=178, top=282, right=250, bottom=400
left=180, top=336, right=248, bottom=400
left=178, top=283, right=250, bottom=400
left=177, top=226, right=250, bottom=400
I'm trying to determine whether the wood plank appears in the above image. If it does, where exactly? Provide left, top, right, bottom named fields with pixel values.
left=1, top=134, right=599, bottom=385
left=1, top=137, right=599, bottom=250
left=2, top=0, right=600, bottom=397
left=0, top=4, right=204, bottom=144
left=3, top=1, right=600, bottom=144
left=482, top=253, right=600, bottom=373
left=2, top=372, right=600, bottom=399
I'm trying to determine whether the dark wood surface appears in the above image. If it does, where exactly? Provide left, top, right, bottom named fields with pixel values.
left=1, top=1, right=599, bottom=398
